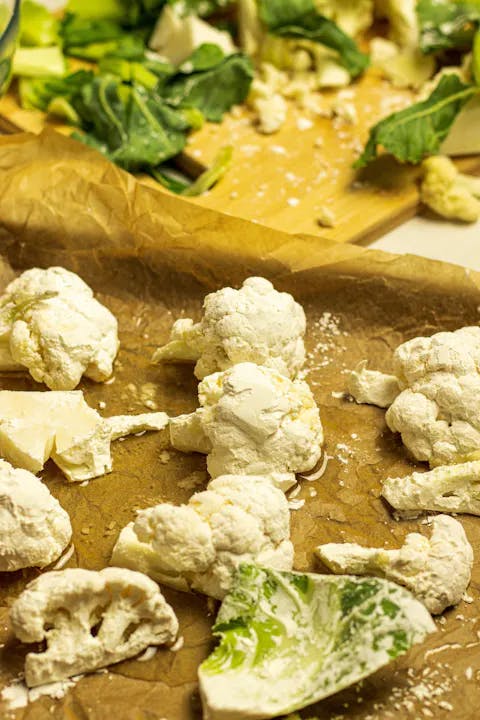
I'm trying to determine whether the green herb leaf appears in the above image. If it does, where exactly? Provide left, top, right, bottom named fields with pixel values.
left=355, top=74, right=479, bottom=168
left=257, top=0, right=369, bottom=78
left=199, top=565, right=435, bottom=719
left=163, top=53, right=254, bottom=122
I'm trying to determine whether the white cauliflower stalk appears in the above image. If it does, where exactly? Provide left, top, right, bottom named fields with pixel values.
left=0, top=390, right=168, bottom=481
left=153, top=277, right=306, bottom=380
left=170, top=362, right=323, bottom=491
left=382, top=460, right=480, bottom=517
left=111, top=475, right=294, bottom=599
left=0, top=459, right=72, bottom=572
left=0, top=267, right=119, bottom=390
left=316, top=515, right=473, bottom=614
left=349, top=326, right=480, bottom=467
left=10, top=567, right=178, bottom=687
left=420, top=155, right=480, bottom=223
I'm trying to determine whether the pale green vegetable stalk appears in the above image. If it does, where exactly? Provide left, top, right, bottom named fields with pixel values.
left=12, top=47, right=66, bottom=78
left=182, top=146, right=233, bottom=196
left=199, top=564, right=435, bottom=720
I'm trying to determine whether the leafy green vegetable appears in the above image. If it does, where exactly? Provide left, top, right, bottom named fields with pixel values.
left=178, top=43, right=225, bottom=73
left=257, top=0, right=369, bottom=78
left=152, top=145, right=233, bottom=194
left=12, top=47, right=66, bottom=78
left=355, top=74, right=479, bottom=168
left=47, top=97, right=81, bottom=124
left=417, top=0, right=480, bottom=54
left=98, top=57, right=161, bottom=89
left=20, top=0, right=59, bottom=47
left=66, top=0, right=167, bottom=26
left=73, top=77, right=192, bottom=170
left=163, top=53, right=254, bottom=122
left=170, top=0, right=234, bottom=18
left=60, top=15, right=146, bottom=60
left=19, top=70, right=94, bottom=111
left=199, top=565, right=435, bottom=719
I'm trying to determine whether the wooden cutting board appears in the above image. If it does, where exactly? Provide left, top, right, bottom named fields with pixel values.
left=2, top=70, right=479, bottom=244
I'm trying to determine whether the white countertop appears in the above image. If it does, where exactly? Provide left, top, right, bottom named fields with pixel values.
left=371, top=216, right=480, bottom=272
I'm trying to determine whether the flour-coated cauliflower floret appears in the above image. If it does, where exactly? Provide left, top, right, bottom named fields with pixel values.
left=386, top=327, right=480, bottom=466
left=420, top=156, right=480, bottom=223
left=0, top=459, right=72, bottom=572
left=316, top=515, right=473, bottom=614
left=170, top=363, right=323, bottom=491
left=0, top=267, right=119, bottom=390
left=382, top=460, right=480, bottom=516
left=153, top=277, right=306, bottom=380
left=111, top=475, right=294, bottom=600
left=350, top=327, right=480, bottom=467
left=10, top=567, right=178, bottom=687
left=374, top=0, right=418, bottom=48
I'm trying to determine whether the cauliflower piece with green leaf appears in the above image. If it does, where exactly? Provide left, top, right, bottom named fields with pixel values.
left=170, top=362, right=323, bottom=491
left=153, top=277, right=306, bottom=380
left=0, top=459, right=72, bottom=572
left=420, top=155, right=480, bottom=223
left=10, top=567, right=178, bottom=687
left=0, top=267, right=119, bottom=390
left=111, top=475, right=294, bottom=599
left=316, top=515, right=473, bottom=614
left=349, top=326, right=480, bottom=467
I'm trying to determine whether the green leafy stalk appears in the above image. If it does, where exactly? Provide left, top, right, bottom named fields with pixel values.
left=355, top=74, right=479, bottom=168
left=199, top=565, right=435, bottom=719
left=257, top=0, right=369, bottom=78
left=20, top=0, right=59, bottom=47
left=417, top=0, right=480, bottom=53
left=12, top=47, right=66, bottom=78
left=152, top=145, right=233, bottom=195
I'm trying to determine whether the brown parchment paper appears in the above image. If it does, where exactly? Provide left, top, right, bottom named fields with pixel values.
left=0, top=129, right=479, bottom=720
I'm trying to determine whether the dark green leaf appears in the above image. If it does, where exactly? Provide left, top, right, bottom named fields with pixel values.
left=257, top=0, right=369, bottom=78
left=355, top=74, right=479, bottom=167
left=179, top=44, right=225, bottom=74
left=163, top=53, right=254, bottom=122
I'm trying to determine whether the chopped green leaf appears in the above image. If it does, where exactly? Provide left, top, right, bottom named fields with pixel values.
left=60, top=14, right=146, bottom=60
left=47, top=97, right=81, bottom=124
left=417, top=0, right=480, bottom=53
left=19, top=70, right=94, bottom=111
left=199, top=565, right=435, bottom=719
left=74, top=78, right=191, bottom=170
left=20, top=0, right=59, bottom=48
left=355, top=74, right=479, bottom=168
left=178, top=43, right=225, bottom=74
left=163, top=53, right=254, bottom=122
left=257, top=0, right=369, bottom=78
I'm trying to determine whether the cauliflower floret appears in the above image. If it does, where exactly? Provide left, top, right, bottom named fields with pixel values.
left=316, top=0, right=374, bottom=37
left=10, top=567, right=178, bottom=687
left=153, top=277, right=306, bottom=380
left=316, top=515, right=473, bottom=614
left=348, top=360, right=400, bottom=407
left=0, top=267, right=119, bottom=390
left=170, top=362, right=323, bottom=491
left=111, top=475, right=294, bottom=600
left=420, top=155, right=480, bottom=223
left=350, top=326, right=480, bottom=467
left=0, top=459, right=72, bottom=572
left=0, top=390, right=168, bottom=481
left=374, top=0, right=418, bottom=48
left=382, top=460, right=480, bottom=517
